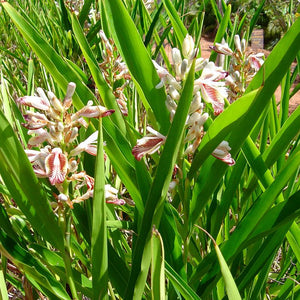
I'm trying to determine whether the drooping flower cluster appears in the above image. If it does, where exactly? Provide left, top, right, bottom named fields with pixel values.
left=132, top=34, right=235, bottom=165
left=99, top=30, right=130, bottom=116
left=211, top=35, right=264, bottom=101
left=17, top=83, right=125, bottom=208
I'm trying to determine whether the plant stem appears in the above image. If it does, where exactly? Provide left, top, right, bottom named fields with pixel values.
left=58, top=206, right=79, bottom=300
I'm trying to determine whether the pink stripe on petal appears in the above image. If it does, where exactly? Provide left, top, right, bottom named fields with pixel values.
left=212, top=153, right=235, bottom=166
left=106, top=198, right=126, bottom=205
left=17, top=96, right=50, bottom=110
left=45, top=149, right=68, bottom=185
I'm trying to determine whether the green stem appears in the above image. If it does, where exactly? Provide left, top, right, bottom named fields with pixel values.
left=58, top=206, right=79, bottom=300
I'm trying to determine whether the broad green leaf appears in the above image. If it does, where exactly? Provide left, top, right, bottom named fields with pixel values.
left=30, top=244, right=93, bottom=297
left=144, top=3, right=164, bottom=47
left=236, top=192, right=300, bottom=291
left=1, top=2, right=92, bottom=109
left=91, top=118, right=108, bottom=299
left=263, top=104, right=300, bottom=167
left=245, top=191, right=300, bottom=246
left=0, top=203, right=21, bottom=244
left=0, top=110, right=64, bottom=251
left=133, top=237, right=152, bottom=299
left=78, top=0, right=93, bottom=26
left=103, top=0, right=170, bottom=134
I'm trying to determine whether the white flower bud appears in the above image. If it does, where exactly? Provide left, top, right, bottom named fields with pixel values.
left=189, top=92, right=202, bottom=114
left=180, top=59, right=189, bottom=77
left=65, top=82, right=76, bottom=100
left=165, top=95, right=177, bottom=112
left=234, top=35, right=241, bottom=54
left=68, top=160, right=78, bottom=173
left=172, top=48, right=182, bottom=65
left=241, top=39, right=246, bottom=53
left=182, top=34, right=195, bottom=59
left=169, top=85, right=180, bottom=100
left=48, top=91, right=63, bottom=112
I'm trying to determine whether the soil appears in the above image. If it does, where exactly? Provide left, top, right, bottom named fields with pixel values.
left=199, top=35, right=300, bottom=114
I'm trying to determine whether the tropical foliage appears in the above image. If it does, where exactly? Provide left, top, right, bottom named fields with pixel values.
left=0, top=0, right=299, bottom=299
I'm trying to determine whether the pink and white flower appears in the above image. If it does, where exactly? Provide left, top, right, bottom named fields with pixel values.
left=45, top=148, right=68, bottom=185
left=17, top=96, right=50, bottom=111
left=73, top=101, right=115, bottom=119
left=194, top=62, right=228, bottom=115
left=212, top=141, right=235, bottom=166
left=248, top=53, right=264, bottom=72
left=132, top=127, right=166, bottom=161
left=70, top=131, right=99, bottom=157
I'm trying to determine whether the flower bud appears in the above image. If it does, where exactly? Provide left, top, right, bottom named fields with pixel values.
left=172, top=48, right=182, bottom=65
left=48, top=91, right=64, bottom=112
left=189, top=92, right=202, bottom=114
left=68, top=159, right=78, bottom=173
left=241, top=39, right=246, bottom=53
left=234, top=35, right=242, bottom=54
left=182, top=34, right=194, bottom=59
left=180, top=59, right=189, bottom=77
left=169, top=85, right=180, bottom=100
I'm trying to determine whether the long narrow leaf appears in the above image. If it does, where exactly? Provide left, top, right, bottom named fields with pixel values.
left=0, top=110, right=64, bottom=251
left=91, top=118, right=108, bottom=299
left=151, top=228, right=165, bottom=300
left=0, top=230, right=70, bottom=299
left=162, top=0, right=187, bottom=46
left=103, top=0, right=170, bottom=134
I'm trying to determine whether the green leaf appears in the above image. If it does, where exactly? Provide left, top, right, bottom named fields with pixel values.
left=0, top=268, right=8, bottom=300
left=71, top=13, right=126, bottom=134
left=191, top=152, right=300, bottom=295
left=1, top=2, right=92, bottom=109
left=30, top=244, right=93, bottom=297
left=78, top=0, right=93, bottom=26
left=236, top=192, right=300, bottom=291
left=103, top=0, right=170, bottom=134
left=210, top=4, right=231, bottom=62
left=91, top=118, right=108, bottom=299
left=0, top=230, right=70, bottom=299
left=215, top=245, right=242, bottom=300
left=165, top=262, right=201, bottom=300
left=0, top=110, right=64, bottom=252
left=151, top=229, right=165, bottom=300
left=162, top=0, right=187, bottom=45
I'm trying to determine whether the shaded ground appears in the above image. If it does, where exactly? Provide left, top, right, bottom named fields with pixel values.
left=200, top=35, right=300, bottom=114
